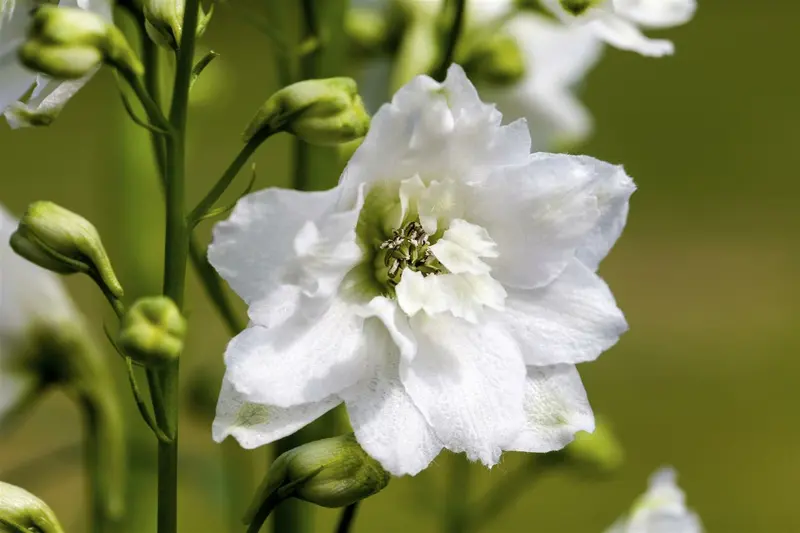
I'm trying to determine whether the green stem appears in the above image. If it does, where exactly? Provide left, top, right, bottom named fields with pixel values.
left=335, top=503, right=359, bottom=533
left=79, top=389, right=125, bottom=533
left=187, top=132, right=270, bottom=224
left=444, top=455, right=471, bottom=533
left=153, top=1, right=201, bottom=533
left=432, top=0, right=466, bottom=81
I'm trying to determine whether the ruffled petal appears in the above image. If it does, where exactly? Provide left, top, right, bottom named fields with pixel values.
left=224, top=298, right=369, bottom=408
left=341, top=320, right=442, bottom=476
left=213, top=375, right=340, bottom=448
left=209, top=186, right=345, bottom=304
left=339, top=64, right=531, bottom=206
left=400, top=313, right=526, bottom=466
left=506, top=364, right=594, bottom=453
left=499, top=260, right=627, bottom=366
left=466, top=154, right=603, bottom=289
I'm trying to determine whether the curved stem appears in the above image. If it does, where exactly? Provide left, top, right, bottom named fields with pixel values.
left=432, top=0, right=466, bottom=81
left=335, top=503, right=360, bottom=533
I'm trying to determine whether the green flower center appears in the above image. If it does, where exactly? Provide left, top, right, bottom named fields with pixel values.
left=379, top=221, right=444, bottom=287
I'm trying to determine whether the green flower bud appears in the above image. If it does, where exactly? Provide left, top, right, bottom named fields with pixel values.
left=19, top=6, right=143, bottom=80
left=244, top=78, right=370, bottom=147
left=246, top=434, right=390, bottom=526
left=10, top=201, right=123, bottom=299
left=346, top=8, right=390, bottom=58
left=462, top=33, right=526, bottom=87
left=143, top=0, right=213, bottom=51
left=117, top=296, right=185, bottom=366
left=0, top=482, right=65, bottom=533
left=565, top=418, right=624, bottom=475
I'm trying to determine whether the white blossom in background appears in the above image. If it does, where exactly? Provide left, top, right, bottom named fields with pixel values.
left=0, top=0, right=112, bottom=128
left=211, top=66, right=633, bottom=476
left=606, top=467, right=704, bottom=533
left=541, top=0, right=697, bottom=57
left=0, top=204, right=79, bottom=425
left=473, top=2, right=604, bottom=150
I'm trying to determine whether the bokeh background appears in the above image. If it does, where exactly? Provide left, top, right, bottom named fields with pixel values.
left=1, top=0, right=798, bottom=531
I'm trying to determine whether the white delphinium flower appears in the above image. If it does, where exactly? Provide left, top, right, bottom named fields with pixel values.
left=606, top=467, right=704, bottom=533
left=542, top=0, right=697, bottom=57
left=0, top=204, right=79, bottom=425
left=470, top=0, right=604, bottom=150
left=0, top=0, right=112, bottom=128
left=211, top=65, right=633, bottom=476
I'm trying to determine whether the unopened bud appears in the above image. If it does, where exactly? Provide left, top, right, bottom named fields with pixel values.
left=346, top=8, right=391, bottom=58
left=10, top=201, right=123, bottom=299
left=565, top=418, right=624, bottom=475
left=118, top=296, right=185, bottom=366
left=244, top=78, right=370, bottom=146
left=19, top=6, right=142, bottom=80
left=0, top=482, right=65, bottom=533
left=246, top=434, right=389, bottom=524
left=143, top=0, right=213, bottom=51
left=462, top=33, right=526, bottom=86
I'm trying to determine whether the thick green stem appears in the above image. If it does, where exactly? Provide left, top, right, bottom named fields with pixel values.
left=432, top=0, right=466, bottom=81
left=444, top=456, right=471, bottom=533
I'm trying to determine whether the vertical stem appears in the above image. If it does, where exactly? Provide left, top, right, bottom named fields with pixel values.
left=444, top=456, right=471, bottom=533
left=432, top=0, right=466, bottom=81
left=335, top=503, right=359, bottom=533
left=154, top=2, right=200, bottom=533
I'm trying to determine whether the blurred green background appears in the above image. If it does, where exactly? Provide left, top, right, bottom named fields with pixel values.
left=1, top=0, right=798, bottom=532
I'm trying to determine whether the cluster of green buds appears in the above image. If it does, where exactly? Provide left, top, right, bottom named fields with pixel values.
left=10, top=201, right=123, bottom=303
left=245, top=434, right=390, bottom=529
left=18, top=6, right=142, bottom=80
left=461, top=33, right=526, bottom=87
left=142, top=0, right=213, bottom=51
left=245, top=78, right=370, bottom=147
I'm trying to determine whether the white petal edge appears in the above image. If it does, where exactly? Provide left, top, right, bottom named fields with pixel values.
left=213, top=375, right=340, bottom=448
left=340, top=319, right=442, bottom=476
left=499, top=260, right=627, bottom=366
left=612, top=0, right=697, bottom=29
left=590, top=14, right=675, bottom=57
left=506, top=364, right=595, bottom=453
left=401, top=313, right=526, bottom=466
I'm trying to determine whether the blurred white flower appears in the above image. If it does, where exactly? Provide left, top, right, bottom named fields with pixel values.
left=0, top=0, right=112, bottom=128
left=0, top=204, right=78, bottom=425
left=210, top=66, right=633, bottom=476
left=542, top=0, right=697, bottom=57
left=606, top=467, right=704, bottom=533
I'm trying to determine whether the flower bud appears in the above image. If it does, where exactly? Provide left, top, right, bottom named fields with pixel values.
left=462, top=33, right=526, bottom=86
left=246, top=434, right=389, bottom=523
left=564, top=418, right=624, bottom=475
left=10, top=201, right=123, bottom=299
left=346, top=8, right=391, bottom=58
left=143, top=0, right=213, bottom=51
left=118, top=296, right=185, bottom=366
left=0, top=482, right=65, bottom=533
left=19, top=6, right=143, bottom=80
left=244, top=78, right=370, bottom=146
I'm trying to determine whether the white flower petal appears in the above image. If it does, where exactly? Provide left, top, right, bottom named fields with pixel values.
left=340, top=65, right=530, bottom=206
left=590, top=14, right=675, bottom=57
left=213, top=375, right=340, bottom=448
left=225, top=298, right=368, bottom=408
left=358, top=296, right=417, bottom=361
left=396, top=270, right=447, bottom=318
left=467, top=154, right=603, bottom=289
left=608, top=467, right=704, bottom=533
left=5, top=75, right=95, bottom=128
left=401, top=314, right=526, bottom=466
left=430, top=219, right=497, bottom=275
left=341, top=320, right=442, bottom=476
left=572, top=155, right=636, bottom=270
left=209, top=186, right=343, bottom=304
left=506, top=364, right=594, bottom=453
left=500, top=260, right=627, bottom=366
left=613, top=0, right=696, bottom=29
